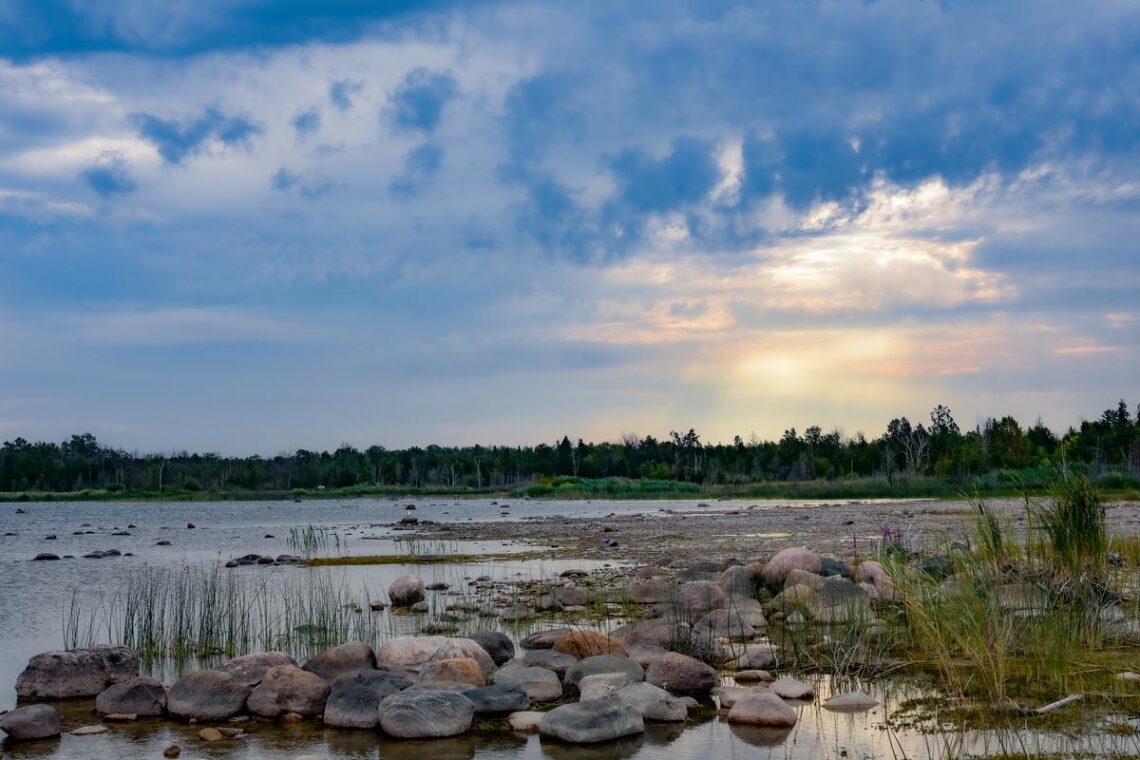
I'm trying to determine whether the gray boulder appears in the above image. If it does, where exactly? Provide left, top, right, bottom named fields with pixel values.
left=520, top=628, right=572, bottom=649
left=539, top=697, right=645, bottom=743
left=218, top=652, right=298, bottom=687
left=0, top=704, right=61, bottom=740
left=302, top=642, right=377, bottom=681
left=565, top=655, right=645, bottom=688
left=469, top=631, right=515, bottom=666
left=727, top=692, right=798, bottom=727
left=388, top=575, right=425, bottom=607
left=495, top=666, right=563, bottom=702
left=517, top=648, right=578, bottom=676
left=616, top=681, right=687, bottom=721
left=16, top=645, right=138, bottom=699
left=464, top=684, right=530, bottom=716
left=645, top=652, right=717, bottom=696
left=246, top=665, right=330, bottom=718
left=677, top=581, right=726, bottom=619
left=167, top=670, right=253, bottom=720
left=95, top=676, right=166, bottom=717
left=377, top=689, right=474, bottom=738
left=323, top=670, right=413, bottom=728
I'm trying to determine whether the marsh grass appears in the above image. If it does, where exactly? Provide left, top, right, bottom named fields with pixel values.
left=65, top=564, right=385, bottom=672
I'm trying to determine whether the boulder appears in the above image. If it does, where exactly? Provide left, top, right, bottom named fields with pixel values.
left=388, top=575, right=426, bottom=607
left=677, top=581, right=726, bottom=619
left=616, top=681, right=686, bottom=721
left=0, top=704, right=62, bottom=740
left=418, top=658, right=486, bottom=687
left=219, top=652, right=298, bottom=687
left=770, top=676, right=814, bottom=700
left=814, top=577, right=873, bottom=623
left=302, top=642, right=377, bottom=682
left=377, top=689, right=474, bottom=738
left=517, top=648, right=578, bottom=676
left=823, top=691, right=879, bottom=711
left=464, top=684, right=530, bottom=716
left=247, top=665, right=330, bottom=718
left=853, top=560, right=896, bottom=601
left=727, top=692, right=798, bottom=727
left=377, top=636, right=496, bottom=677
left=622, top=620, right=689, bottom=651
left=714, top=685, right=766, bottom=708
left=95, top=676, right=166, bottom=717
left=16, top=645, right=138, bottom=699
left=692, top=609, right=756, bottom=641
left=784, top=568, right=827, bottom=591
left=539, top=697, right=645, bottom=743
left=553, top=630, right=626, bottom=659
left=732, top=643, right=779, bottom=669
left=555, top=585, right=586, bottom=607
left=645, top=652, right=717, bottom=696
left=629, top=578, right=673, bottom=605
left=578, top=672, right=629, bottom=700
left=718, top=563, right=763, bottom=598
left=495, top=666, right=563, bottom=702
left=323, top=670, right=413, bottom=728
left=734, top=669, right=773, bottom=683
left=819, top=557, right=853, bottom=578
left=768, top=585, right=820, bottom=617
left=167, top=670, right=253, bottom=720
left=469, top=631, right=515, bottom=667
left=508, top=710, right=545, bottom=732
left=565, top=655, right=645, bottom=688
left=520, top=628, right=572, bottom=649
left=762, top=547, right=822, bottom=589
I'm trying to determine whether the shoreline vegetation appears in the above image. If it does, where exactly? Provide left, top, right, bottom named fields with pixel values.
left=2, top=399, right=1139, bottom=503
left=3, top=472, right=1140, bottom=503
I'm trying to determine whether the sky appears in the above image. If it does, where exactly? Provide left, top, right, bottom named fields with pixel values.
left=0, top=0, right=1138, bottom=455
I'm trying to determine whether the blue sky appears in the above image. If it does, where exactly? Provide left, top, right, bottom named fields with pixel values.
left=1, top=0, right=1138, bottom=454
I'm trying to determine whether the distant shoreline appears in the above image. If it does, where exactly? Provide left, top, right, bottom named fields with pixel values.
left=4, top=475, right=1137, bottom=503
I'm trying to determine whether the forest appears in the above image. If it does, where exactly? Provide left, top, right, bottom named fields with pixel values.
left=1, top=401, right=1139, bottom=497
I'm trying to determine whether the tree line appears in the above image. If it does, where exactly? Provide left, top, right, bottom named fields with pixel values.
left=2, top=400, right=1139, bottom=494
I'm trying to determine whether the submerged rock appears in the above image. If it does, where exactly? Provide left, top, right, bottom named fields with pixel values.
left=823, top=691, right=879, bottom=711
left=727, top=692, right=798, bottom=727
left=770, top=676, right=815, bottom=700
left=539, top=697, right=645, bottom=743
left=388, top=575, right=426, bottom=607
left=16, top=644, right=138, bottom=700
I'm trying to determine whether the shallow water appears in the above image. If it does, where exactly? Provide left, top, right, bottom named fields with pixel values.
left=2, top=498, right=1137, bottom=759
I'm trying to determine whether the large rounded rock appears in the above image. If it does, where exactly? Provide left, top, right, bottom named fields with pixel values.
left=578, top=672, right=630, bottom=701
left=629, top=578, right=674, bottom=605
left=0, top=704, right=61, bottom=740
left=167, top=670, right=252, bottom=721
left=247, top=665, right=330, bottom=718
left=853, top=560, right=896, bottom=601
left=219, top=652, right=298, bottom=687
left=784, top=568, right=827, bottom=591
left=616, top=682, right=686, bottom=722
left=323, top=670, right=413, bottom=728
left=520, top=628, right=572, bottom=650
left=762, top=547, right=822, bottom=589
left=553, top=630, right=626, bottom=659
left=469, top=631, right=515, bottom=666
left=727, top=692, right=798, bottom=727
left=377, top=689, right=474, bottom=738
left=377, top=636, right=496, bottom=677
left=464, top=684, right=530, bottom=716
left=565, top=655, right=645, bottom=688
left=692, top=609, right=756, bottom=641
left=418, top=658, right=485, bottom=687
left=16, top=645, right=138, bottom=699
left=623, top=620, right=689, bottom=651
left=718, top=563, right=763, bottom=598
left=732, top=643, right=779, bottom=669
left=95, top=676, right=166, bottom=717
left=495, top=666, right=563, bottom=702
left=677, top=581, right=726, bottom=619
left=517, top=649, right=578, bottom=676
left=539, top=697, right=645, bottom=743
left=388, top=575, right=425, bottom=607
left=645, top=652, right=717, bottom=696
left=302, top=642, right=377, bottom=682
left=770, top=676, right=815, bottom=700
left=814, top=578, right=873, bottom=623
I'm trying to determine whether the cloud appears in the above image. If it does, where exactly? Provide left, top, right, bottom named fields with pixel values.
left=79, top=151, right=137, bottom=197
left=328, top=78, right=363, bottom=111
left=132, top=107, right=263, bottom=164
left=386, top=68, right=458, bottom=133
